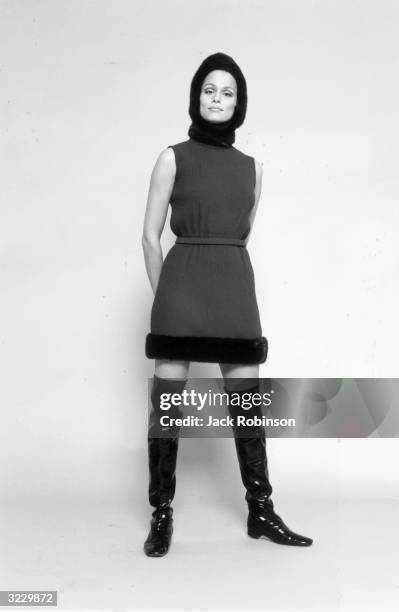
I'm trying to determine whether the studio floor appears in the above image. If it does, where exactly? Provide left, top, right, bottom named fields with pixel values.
left=1, top=495, right=398, bottom=611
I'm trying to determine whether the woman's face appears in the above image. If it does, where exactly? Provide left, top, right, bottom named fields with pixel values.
left=199, top=70, right=237, bottom=123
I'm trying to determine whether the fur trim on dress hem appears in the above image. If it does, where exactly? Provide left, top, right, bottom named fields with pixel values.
left=145, top=333, right=268, bottom=364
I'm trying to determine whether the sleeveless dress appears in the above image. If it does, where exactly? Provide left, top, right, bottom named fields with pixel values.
left=145, top=137, right=268, bottom=364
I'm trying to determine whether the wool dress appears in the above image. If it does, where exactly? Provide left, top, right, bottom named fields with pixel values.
left=145, top=137, right=268, bottom=364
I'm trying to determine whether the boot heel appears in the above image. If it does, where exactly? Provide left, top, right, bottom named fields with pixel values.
left=247, top=527, right=261, bottom=539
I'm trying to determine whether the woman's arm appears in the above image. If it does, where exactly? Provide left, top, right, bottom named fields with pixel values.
left=245, top=159, right=263, bottom=246
left=142, top=147, right=176, bottom=295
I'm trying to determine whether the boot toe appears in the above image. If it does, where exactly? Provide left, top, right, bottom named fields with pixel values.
left=144, top=544, right=169, bottom=557
left=143, top=537, right=170, bottom=557
left=283, top=533, right=313, bottom=546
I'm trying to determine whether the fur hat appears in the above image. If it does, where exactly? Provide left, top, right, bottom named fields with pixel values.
left=188, top=52, right=248, bottom=147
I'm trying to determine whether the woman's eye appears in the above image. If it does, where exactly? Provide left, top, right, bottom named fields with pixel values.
left=204, top=89, right=233, bottom=97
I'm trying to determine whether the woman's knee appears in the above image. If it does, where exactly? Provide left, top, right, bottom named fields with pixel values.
left=219, top=362, right=259, bottom=379
left=154, top=358, right=190, bottom=380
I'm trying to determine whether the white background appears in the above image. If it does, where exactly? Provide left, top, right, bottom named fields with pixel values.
left=1, top=1, right=398, bottom=610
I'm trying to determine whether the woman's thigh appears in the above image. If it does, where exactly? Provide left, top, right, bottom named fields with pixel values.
left=154, top=360, right=258, bottom=379
left=154, top=358, right=190, bottom=379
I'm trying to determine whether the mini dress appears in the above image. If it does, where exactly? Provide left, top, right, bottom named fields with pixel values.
left=145, top=137, right=268, bottom=364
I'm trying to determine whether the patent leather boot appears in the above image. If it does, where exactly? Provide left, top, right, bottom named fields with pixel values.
left=224, top=379, right=313, bottom=547
left=143, top=374, right=187, bottom=557
left=143, top=505, right=174, bottom=557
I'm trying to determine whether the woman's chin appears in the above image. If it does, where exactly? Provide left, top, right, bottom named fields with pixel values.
left=205, top=114, right=229, bottom=123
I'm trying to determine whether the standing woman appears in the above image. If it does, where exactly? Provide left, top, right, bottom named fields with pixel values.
left=142, top=52, right=313, bottom=556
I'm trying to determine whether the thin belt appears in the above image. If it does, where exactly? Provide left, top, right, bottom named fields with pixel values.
left=175, top=236, right=246, bottom=247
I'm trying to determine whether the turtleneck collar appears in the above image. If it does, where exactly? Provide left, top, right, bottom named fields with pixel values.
left=188, top=119, right=234, bottom=148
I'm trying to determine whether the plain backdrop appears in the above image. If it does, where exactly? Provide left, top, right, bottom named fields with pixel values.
left=1, top=1, right=398, bottom=610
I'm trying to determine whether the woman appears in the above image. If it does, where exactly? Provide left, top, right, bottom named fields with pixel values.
left=142, top=52, right=313, bottom=556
